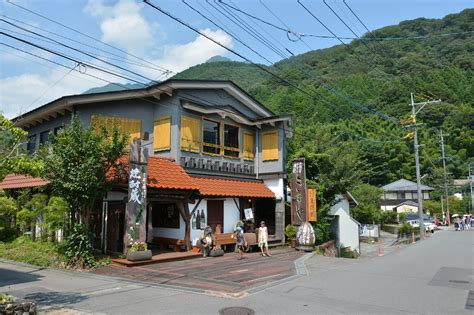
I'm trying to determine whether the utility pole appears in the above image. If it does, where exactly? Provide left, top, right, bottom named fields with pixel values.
left=440, top=130, right=450, bottom=224
left=469, top=163, right=473, bottom=213
left=405, top=93, right=442, bottom=238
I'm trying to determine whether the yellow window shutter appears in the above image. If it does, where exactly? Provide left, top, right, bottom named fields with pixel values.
left=128, top=118, right=141, bottom=142
left=262, top=130, right=279, bottom=161
left=154, top=117, right=171, bottom=151
left=243, top=132, right=255, bottom=160
left=181, top=116, right=200, bottom=152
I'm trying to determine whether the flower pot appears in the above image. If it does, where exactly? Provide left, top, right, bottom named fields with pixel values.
left=290, top=239, right=297, bottom=248
left=126, top=249, right=152, bottom=261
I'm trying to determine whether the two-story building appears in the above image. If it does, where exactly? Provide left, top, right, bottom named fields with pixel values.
left=12, top=79, right=292, bottom=252
left=380, top=178, right=434, bottom=213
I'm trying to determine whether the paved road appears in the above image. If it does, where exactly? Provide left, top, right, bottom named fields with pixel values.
left=1, top=228, right=472, bottom=314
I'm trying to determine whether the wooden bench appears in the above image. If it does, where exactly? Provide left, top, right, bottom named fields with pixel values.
left=153, top=237, right=186, bottom=252
left=213, top=233, right=236, bottom=246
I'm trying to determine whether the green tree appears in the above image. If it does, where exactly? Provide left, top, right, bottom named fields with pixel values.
left=44, top=197, right=69, bottom=241
left=0, top=114, right=44, bottom=181
left=42, top=115, right=128, bottom=229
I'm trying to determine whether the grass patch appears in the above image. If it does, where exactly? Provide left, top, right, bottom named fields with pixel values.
left=0, top=236, right=65, bottom=268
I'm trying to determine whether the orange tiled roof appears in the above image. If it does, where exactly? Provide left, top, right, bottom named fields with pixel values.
left=147, top=156, right=199, bottom=191
left=195, top=176, right=275, bottom=198
left=110, top=156, right=199, bottom=191
left=0, top=174, right=49, bottom=189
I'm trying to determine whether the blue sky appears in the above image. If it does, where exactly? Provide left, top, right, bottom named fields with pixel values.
left=1, top=0, right=472, bottom=118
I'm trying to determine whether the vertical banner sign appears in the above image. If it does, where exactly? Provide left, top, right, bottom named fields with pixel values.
left=306, top=188, right=317, bottom=222
left=123, top=138, right=148, bottom=253
left=291, top=158, right=307, bottom=225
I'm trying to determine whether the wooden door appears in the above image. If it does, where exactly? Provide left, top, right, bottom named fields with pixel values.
left=107, top=201, right=125, bottom=253
left=207, top=200, right=224, bottom=232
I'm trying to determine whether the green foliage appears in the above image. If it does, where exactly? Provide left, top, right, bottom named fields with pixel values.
left=398, top=222, right=413, bottom=235
left=0, top=114, right=44, bottom=181
left=0, top=236, right=64, bottom=267
left=44, top=197, right=69, bottom=234
left=59, top=224, right=96, bottom=268
left=284, top=224, right=297, bottom=240
left=130, top=241, right=147, bottom=252
left=174, top=9, right=474, bottom=193
left=313, top=206, right=333, bottom=245
left=380, top=211, right=399, bottom=224
left=41, top=114, right=128, bottom=226
left=340, top=246, right=359, bottom=259
left=399, top=212, right=407, bottom=223
left=352, top=184, right=382, bottom=207
left=351, top=204, right=381, bottom=224
left=0, top=294, right=14, bottom=304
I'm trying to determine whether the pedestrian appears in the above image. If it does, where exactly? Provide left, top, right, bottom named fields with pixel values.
left=465, top=216, right=470, bottom=230
left=232, top=226, right=245, bottom=260
left=200, top=226, right=213, bottom=257
left=460, top=217, right=465, bottom=230
left=258, top=221, right=271, bottom=257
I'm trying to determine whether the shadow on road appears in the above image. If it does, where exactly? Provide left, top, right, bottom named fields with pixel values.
left=24, top=291, right=88, bottom=310
left=0, top=267, right=43, bottom=286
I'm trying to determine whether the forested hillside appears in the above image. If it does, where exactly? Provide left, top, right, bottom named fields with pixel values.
left=174, top=9, right=473, bottom=202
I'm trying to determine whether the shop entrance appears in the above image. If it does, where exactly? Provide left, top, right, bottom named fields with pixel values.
left=207, top=200, right=224, bottom=232
left=255, top=198, right=276, bottom=235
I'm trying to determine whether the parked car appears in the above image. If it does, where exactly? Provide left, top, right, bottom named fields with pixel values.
left=407, top=219, right=435, bottom=233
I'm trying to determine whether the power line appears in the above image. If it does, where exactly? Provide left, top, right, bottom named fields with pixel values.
left=1, top=14, right=169, bottom=73
left=1, top=19, right=157, bottom=85
left=5, top=0, right=172, bottom=74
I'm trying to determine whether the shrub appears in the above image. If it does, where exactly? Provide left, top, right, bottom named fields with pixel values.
left=0, top=225, right=16, bottom=242
left=130, top=241, right=147, bottom=252
left=399, top=213, right=407, bottom=223
left=381, top=211, right=398, bottom=224
left=59, top=224, right=96, bottom=268
left=0, top=236, right=64, bottom=267
left=398, top=222, right=413, bottom=235
left=285, top=224, right=297, bottom=240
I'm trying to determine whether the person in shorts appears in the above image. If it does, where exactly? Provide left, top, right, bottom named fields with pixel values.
left=233, top=226, right=245, bottom=260
left=258, top=221, right=271, bottom=257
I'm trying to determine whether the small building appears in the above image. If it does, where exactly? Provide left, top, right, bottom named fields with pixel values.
left=8, top=79, right=293, bottom=252
left=329, top=192, right=360, bottom=254
left=380, top=179, right=434, bottom=212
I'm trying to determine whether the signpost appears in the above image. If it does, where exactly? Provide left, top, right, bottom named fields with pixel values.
left=123, top=138, right=148, bottom=253
left=291, top=158, right=307, bottom=225
left=306, top=188, right=317, bottom=222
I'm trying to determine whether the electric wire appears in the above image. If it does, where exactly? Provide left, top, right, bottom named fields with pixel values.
left=1, top=14, right=169, bottom=73
left=5, top=0, right=172, bottom=74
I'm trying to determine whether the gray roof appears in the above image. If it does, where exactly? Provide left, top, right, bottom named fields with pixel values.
left=381, top=179, right=434, bottom=192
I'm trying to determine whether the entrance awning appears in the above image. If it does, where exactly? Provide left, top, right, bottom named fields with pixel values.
left=0, top=174, right=49, bottom=189
left=194, top=177, right=275, bottom=198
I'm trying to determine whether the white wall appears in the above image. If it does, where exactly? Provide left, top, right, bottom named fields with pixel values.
left=335, top=208, right=360, bottom=253
left=264, top=178, right=282, bottom=200
left=149, top=198, right=240, bottom=246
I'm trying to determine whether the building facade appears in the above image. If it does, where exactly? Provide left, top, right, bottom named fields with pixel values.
left=380, top=179, right=434, bottom=213
left=13, top=80, right=292, bottom=251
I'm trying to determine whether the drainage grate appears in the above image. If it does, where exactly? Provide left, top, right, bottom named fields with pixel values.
left=219, top=307, right=255, bottom=315
left=466, top=291, right=474, bottom=310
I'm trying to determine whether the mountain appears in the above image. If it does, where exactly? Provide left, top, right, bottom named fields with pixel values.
left=82, top=83, right=144, bottom=94
left=205, top=56, right=232, bottom=63
left=172, top=9, right=474, bottom=195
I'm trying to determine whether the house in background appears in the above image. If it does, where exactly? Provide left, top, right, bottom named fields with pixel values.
left=10, top=79, right=292, bottom=252
left=329, top=192, right=361, bottom=255
left=380, top=179, right=434, bottom=213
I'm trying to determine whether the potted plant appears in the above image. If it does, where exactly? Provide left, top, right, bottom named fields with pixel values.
left=285, top=224, right=297, bottom=248
left=126, top=241, right=152, bottom=261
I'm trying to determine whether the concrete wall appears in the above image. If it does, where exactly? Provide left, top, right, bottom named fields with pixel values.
left=336, top=210, right=360, bottom=253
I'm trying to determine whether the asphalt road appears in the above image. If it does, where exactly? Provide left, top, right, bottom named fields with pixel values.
left=1, top=228, right=472, bottom=314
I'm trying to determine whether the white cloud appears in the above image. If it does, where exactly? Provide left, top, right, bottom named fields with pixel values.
left=84, top=0, right=233, bottom=78
left=84, top=0, right=156, bottom=56
left=0, top=67, right=125, bottom=119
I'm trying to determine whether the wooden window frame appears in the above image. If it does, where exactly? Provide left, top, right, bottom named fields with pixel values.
left=202, top=117, right=222, bottom=156
left=262, top=129, right=279, bottom=161
left=243, top=131, right=255, bottom=160
left=180, top=116, right=201, bottom=153
left=154, top=116, right=171, bottom=152
left=223, top=123, right=240, bottom=159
